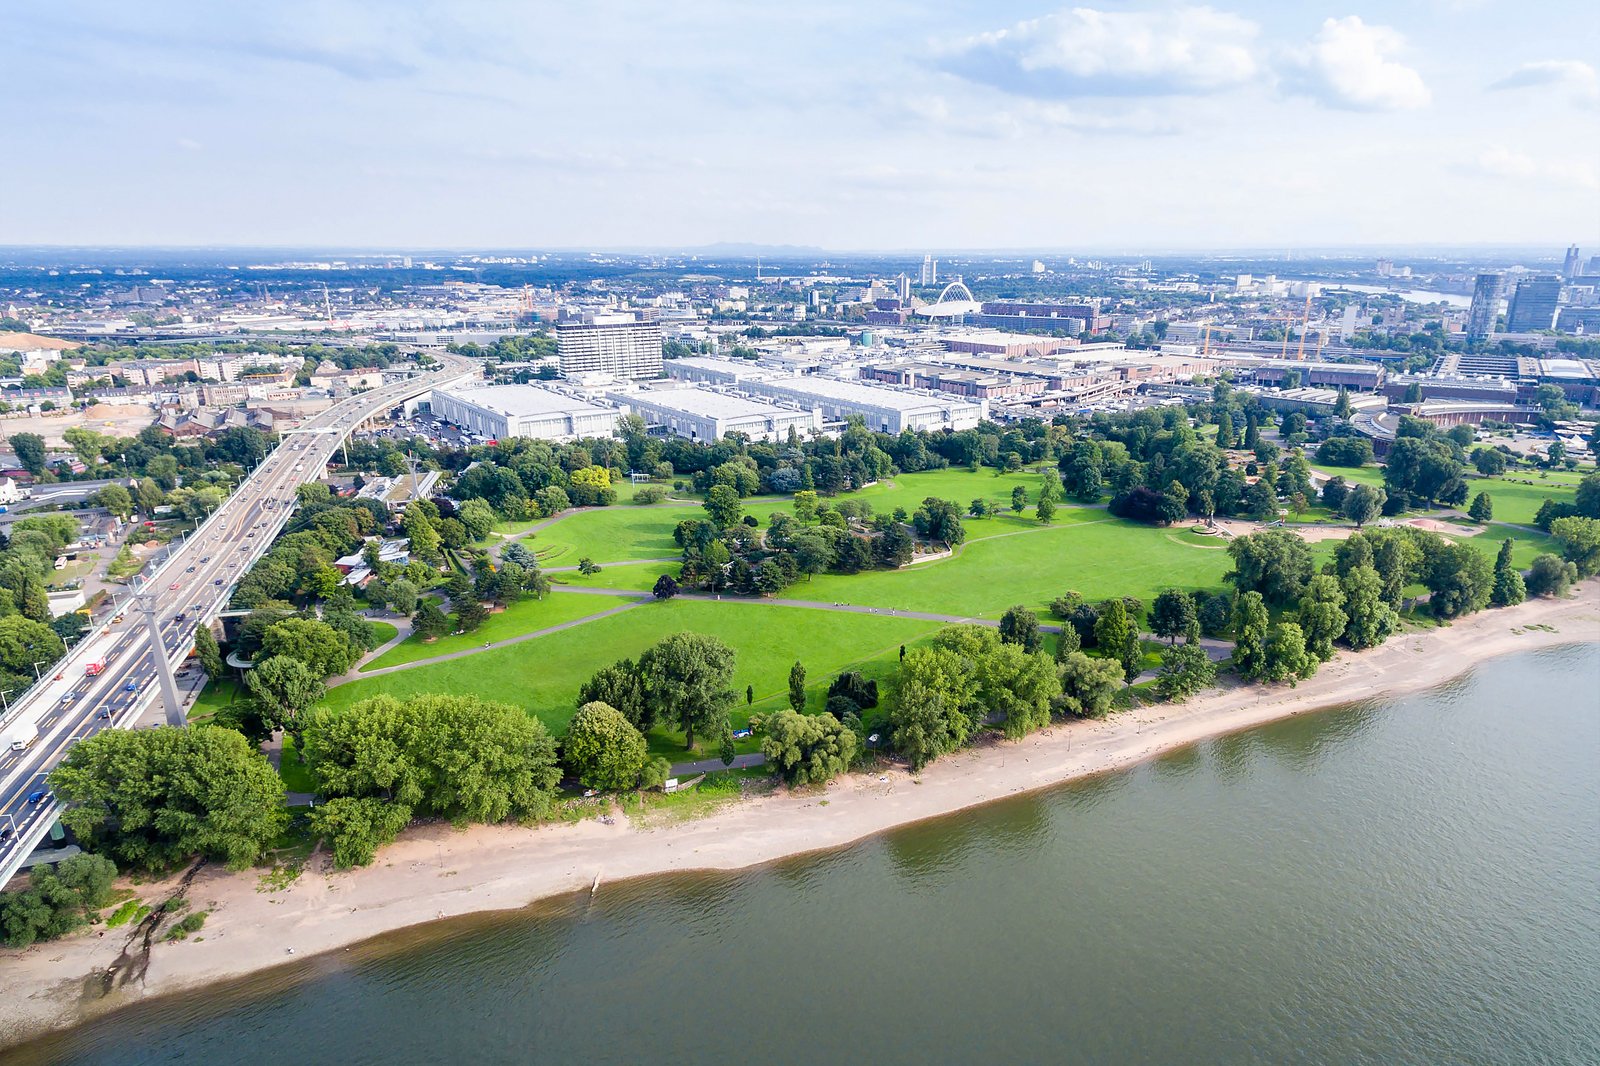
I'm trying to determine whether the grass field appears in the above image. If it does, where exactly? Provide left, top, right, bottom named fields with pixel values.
left=361, top=592, right=637, bottom=670
left=324, top=599, right=943, bottom=755
left=367, top=621, right=399, bottom=647
left=1312, top=462, right=1386, bottom=488
left=1463, top=473, right=1579, bottom=527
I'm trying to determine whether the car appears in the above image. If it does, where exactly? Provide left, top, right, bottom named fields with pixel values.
left=174, top=613, right=186, bottom=623
left=27, top=789, right=49, bottom=805
left=185, top=566, right=196, bottom=573
left=169, top=581, right=180, bottom=591
left=200, top=556, right=210, bottom=563
left=53, top=672, right=64, bottom=681
left=124, top=682, right=138, bottom=692
left=214, top=579, right=223, bottom=585
left=61, top=694, right=74, bottom=704
left=98, top=708, right=113, bottom=720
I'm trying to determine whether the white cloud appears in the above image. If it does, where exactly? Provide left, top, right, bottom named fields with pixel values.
left=935, top=6, right=1261, bottom=99
left=1284, top=16, right=1430, bottom=112
left=1490, top=59, right=1600, bottom=108
left=1468, top=146, right=1599, bottom=190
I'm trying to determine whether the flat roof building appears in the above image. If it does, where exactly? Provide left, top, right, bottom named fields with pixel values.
left=556, top=311, right=663, bottom=379
left=430, top=384, right=622, bottom=441
left=663, top=356, right=771, bottom=386
left=861, top=362, right=1047, bottom=399
left=609, top=386, right=819, bottom=442
left=736, top=376, right=987, bottom=434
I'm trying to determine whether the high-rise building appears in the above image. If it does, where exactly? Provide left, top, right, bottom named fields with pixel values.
left=1505, top=276, right=1563, bottom=333
left=1376, top=258, right=1394, bottom=277
left=896, top=274, right=911, bottom=302
left=919, top=255, right=938, bottom=286
left=556, top=311, right=663, bottom=379
left=1466, top=273, right=1504, bottom=340
left=1563, top=245, right=1582, bottom=280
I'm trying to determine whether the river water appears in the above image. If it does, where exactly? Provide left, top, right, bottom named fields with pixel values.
left=10, top=644, right=1600, bottom=1065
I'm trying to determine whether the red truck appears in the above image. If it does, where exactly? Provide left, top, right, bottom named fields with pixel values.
left=85, top=658, right=106, bottom=677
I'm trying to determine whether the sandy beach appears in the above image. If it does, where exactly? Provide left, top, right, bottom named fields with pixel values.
left=3, top=584, right=1597, bottom=1047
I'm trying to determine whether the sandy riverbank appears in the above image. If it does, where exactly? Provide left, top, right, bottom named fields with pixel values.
left=3, top=584, right=1598, bottom=1047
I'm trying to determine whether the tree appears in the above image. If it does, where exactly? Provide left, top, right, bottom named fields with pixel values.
left=50, top=726, right=287, bottom=871
left=998, top=604, right=1042, bottom=653
left=1321, top=476, right=1349, bottom=511
left=792, top=490, right=819, bottom=524
left=1525, top=553, right=1578, bottom=598
left=1149, top=589, right=1196, bottom=644
left=1094, top=598, right=1142, bottom=683
left=456, top=499, right=497, bottom=542
left=826, top=671, right=879, bottom=711
left=1297, top=575, right=1347, bottom=661
left=402, top=506, right=441, bottom=562
left=1425, top=543, right=1494, bottom=619
left=307, top=797, right=413, bottom=869
left=261, top=618, right=360, bottom=677
left=889, top=648, right=974, bottom=769
left=0, top=615, right=66, bottom=681
left=1472, top=447, right=1508, bottom=476
left=1550, top=516, right=1600, bottom=576
left=135, top=477, right=165, bottom=513
left=638, top=633, right=737, bottom=750
left=1227, top=530, right=1314, bottom=607
left=762, top=710, right=857, bottom=785
left=194, top=624, right=225, bottom=681
left=8, top=432, right=46, bottom=476
left=245, top=654, right=327, bottom=750
left=1342, top=484, right=1385, bottom=528
left=1261, top=623, right=1316, bottom=685
left=92, top=483, right=134, bottom=519
left=454, top=597, right=488, bottom=633
left=1468, top=492, right=1493, bottom=522
left=704, top=484, right=742, bottom=528
left=387, top=578, right=419, bottom=617
left=1340, top=566, right=1398, bottom=649
left=652, top=573, right=679, bottom=600
left=1056, top=652, right=1123, bottom=718
left=788, top=660, right=807, bottom=712
left=563, top=701, right=650, bottom=791
left=1334, top=386, right=1353, bottom=420
left=1011, top=485, right=1027, bottom=513
left=911, top=497, right=966, bottom=547
left=1036, top=497, right=1056, bottom=524
left=1156, top=641, right=1216, bottom=702
left=1490, top=539, right=1526, bottom=607
left=1232, top=591, right=1270, bottom=680
left=0, top=853, right=119, bottom=949
left=412, top=600, right=449, bottom=641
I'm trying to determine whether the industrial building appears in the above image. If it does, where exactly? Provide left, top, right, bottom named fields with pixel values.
left=860, top=362, right=1047, bottom=399
left=661, top=355, right=768, bottom=387
left=736, top=376, right=987, bottom=434
left=608, top=386, right=819, bottom=442
left=430, top=384, right=622, bottom=441
left=555, top=311, right=663, bottom=379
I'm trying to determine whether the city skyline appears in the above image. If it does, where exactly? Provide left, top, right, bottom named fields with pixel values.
left=6, top=1, right=1599, bottom=249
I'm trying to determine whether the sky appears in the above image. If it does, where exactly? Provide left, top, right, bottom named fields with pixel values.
left=5, top=1, right=1598, bottom=251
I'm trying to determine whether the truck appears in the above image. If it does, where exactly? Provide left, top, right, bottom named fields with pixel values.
left=7, top=720, right=38, bottom=753
left=85, top=658, right=106, bottom=677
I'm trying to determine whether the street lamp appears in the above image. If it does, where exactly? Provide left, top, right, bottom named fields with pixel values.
left=30, top=661, right=49, bottom=683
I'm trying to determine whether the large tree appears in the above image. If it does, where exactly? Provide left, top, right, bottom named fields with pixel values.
left=1490, top=540, right=1526, bottom=607
left=1156, top=640, right=1216, bottom=703
left=50, top=727, right=287, bottom=871
left=1261, top=623, right=1316, bottom=686
left=7, top=432, right=46, bottom=476
left=638, top=633, right=737, bottom=750
left=1149, top=589, right=1197, bottom=644
left=1297, top=575, right=1347, bottom=662
left=260, top=617, right=361, bottom=678
left=1231, top=591, right=1270, bottom=680
left=562, top=701, right=650, bottom=791
left=1093, top=598, right=1142, bottom=683
left=1056, top=651, right=1123, bottom=718
left=889, top=646, right=977, bottom=768
left=1340, top=566, right=1398, bottom=649
left=1227, top=530, right=1314, bottom=607
left=193, top=624, right=225, bottom=682
left=245, top=654, right=326, bottom=750
left=1341, top=484, right=1386, bottom=528
left=998, top=604, right=1043, bottom=653
left=762, top=710, right=857, bottom=786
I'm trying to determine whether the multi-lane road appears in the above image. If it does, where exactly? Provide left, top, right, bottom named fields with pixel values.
left=0, top=355, right=476, bottom=887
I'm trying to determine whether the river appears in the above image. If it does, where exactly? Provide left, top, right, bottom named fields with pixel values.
left=1329, top=284, right=1473, bottom=309
left=9, top=644, right=1600, bottom=1065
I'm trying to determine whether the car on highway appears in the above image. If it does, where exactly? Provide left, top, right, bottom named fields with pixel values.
left=60, top=694, right=75, bottom=704
left=214, top=578, right=223, bottom=585
left=27, top=789, right=50, bottom=805
left=124, top=682, right=138, bottom=692
left=186, top=566, right=196, bottom=573
left=169, top=581, right=180, bottom=591
left=98, top=708, right=113, bottom=720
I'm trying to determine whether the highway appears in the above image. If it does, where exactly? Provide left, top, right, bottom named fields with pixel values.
left=0, top=355, right=477, bottom=887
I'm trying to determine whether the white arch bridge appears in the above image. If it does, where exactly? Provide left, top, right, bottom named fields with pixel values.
left=914, top=280, right=981, bottom=318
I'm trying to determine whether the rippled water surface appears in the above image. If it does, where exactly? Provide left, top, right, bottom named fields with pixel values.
left=11, top=645, right=1600, bottom=1065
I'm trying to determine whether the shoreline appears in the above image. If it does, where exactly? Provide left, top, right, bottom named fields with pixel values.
left=3, top=585, right=1598, bottom=1048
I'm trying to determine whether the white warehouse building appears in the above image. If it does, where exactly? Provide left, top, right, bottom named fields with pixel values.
left=609, top=386, right=820, bottom=442
left=735, top=376, right=986, bottom=434
left=430, top=384, right=623, bottom=441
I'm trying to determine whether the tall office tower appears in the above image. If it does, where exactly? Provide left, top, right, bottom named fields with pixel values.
left=1466, top=273, right=1505, bottom=340
left=896, top=274, right=911, bottom=302
left=556, top=311, right=663, bottom=379
left=919, top=255, right=938, bottom=286
left=1563, top=245, right=1582, bottom=280
left=1505, top=275, right=1563, bottom=333
left=1376, top=258, right=1394, bottom=277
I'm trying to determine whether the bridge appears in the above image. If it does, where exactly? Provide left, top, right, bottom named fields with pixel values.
left=0, top=355, right=479, bottom=888
left=914, top=280, right=981, bottom=318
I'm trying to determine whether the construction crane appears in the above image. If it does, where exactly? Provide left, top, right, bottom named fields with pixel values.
left=1295, top=291, right=1314, bottom=361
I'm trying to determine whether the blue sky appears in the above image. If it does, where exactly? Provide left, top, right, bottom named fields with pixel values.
left=6, top=1, right=1597, bottom=249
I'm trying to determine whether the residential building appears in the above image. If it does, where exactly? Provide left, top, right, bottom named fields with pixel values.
left=430, top=383, right=622, bottom=441
left=556, top=311, right=663, bottom=379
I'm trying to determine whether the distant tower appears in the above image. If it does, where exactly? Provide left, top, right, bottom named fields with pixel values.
left=1466, top=273, right=1504, bottom=341
left=1375, top=258, right=1394, bottom=278
left=1506, top=275, right=1563, bottom=332
left=1563, top=244, right=1582, bottom=280
left=896, top=274, right=910, bottom=302
left=919, top=255, right=938, bottom=286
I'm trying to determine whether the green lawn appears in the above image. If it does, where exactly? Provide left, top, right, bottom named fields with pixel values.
left=189, top=678, right=246, bottom=721
left=360, top=592, right=637, bottom=670
left=278, top=735, right=317, bottom=793
left=550, top=563, right=665, bottom=593
left=526, top=505, right=694, bottom=565
left=324, top=599, right=943, bottom=755
left=1464, top=473, right=1578, bottom=527
left=792, top=518, right=1235, bottom=619
left=1313, top=462, right=1386, bottom=488
left=367, top=621, right=399, bottom=647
